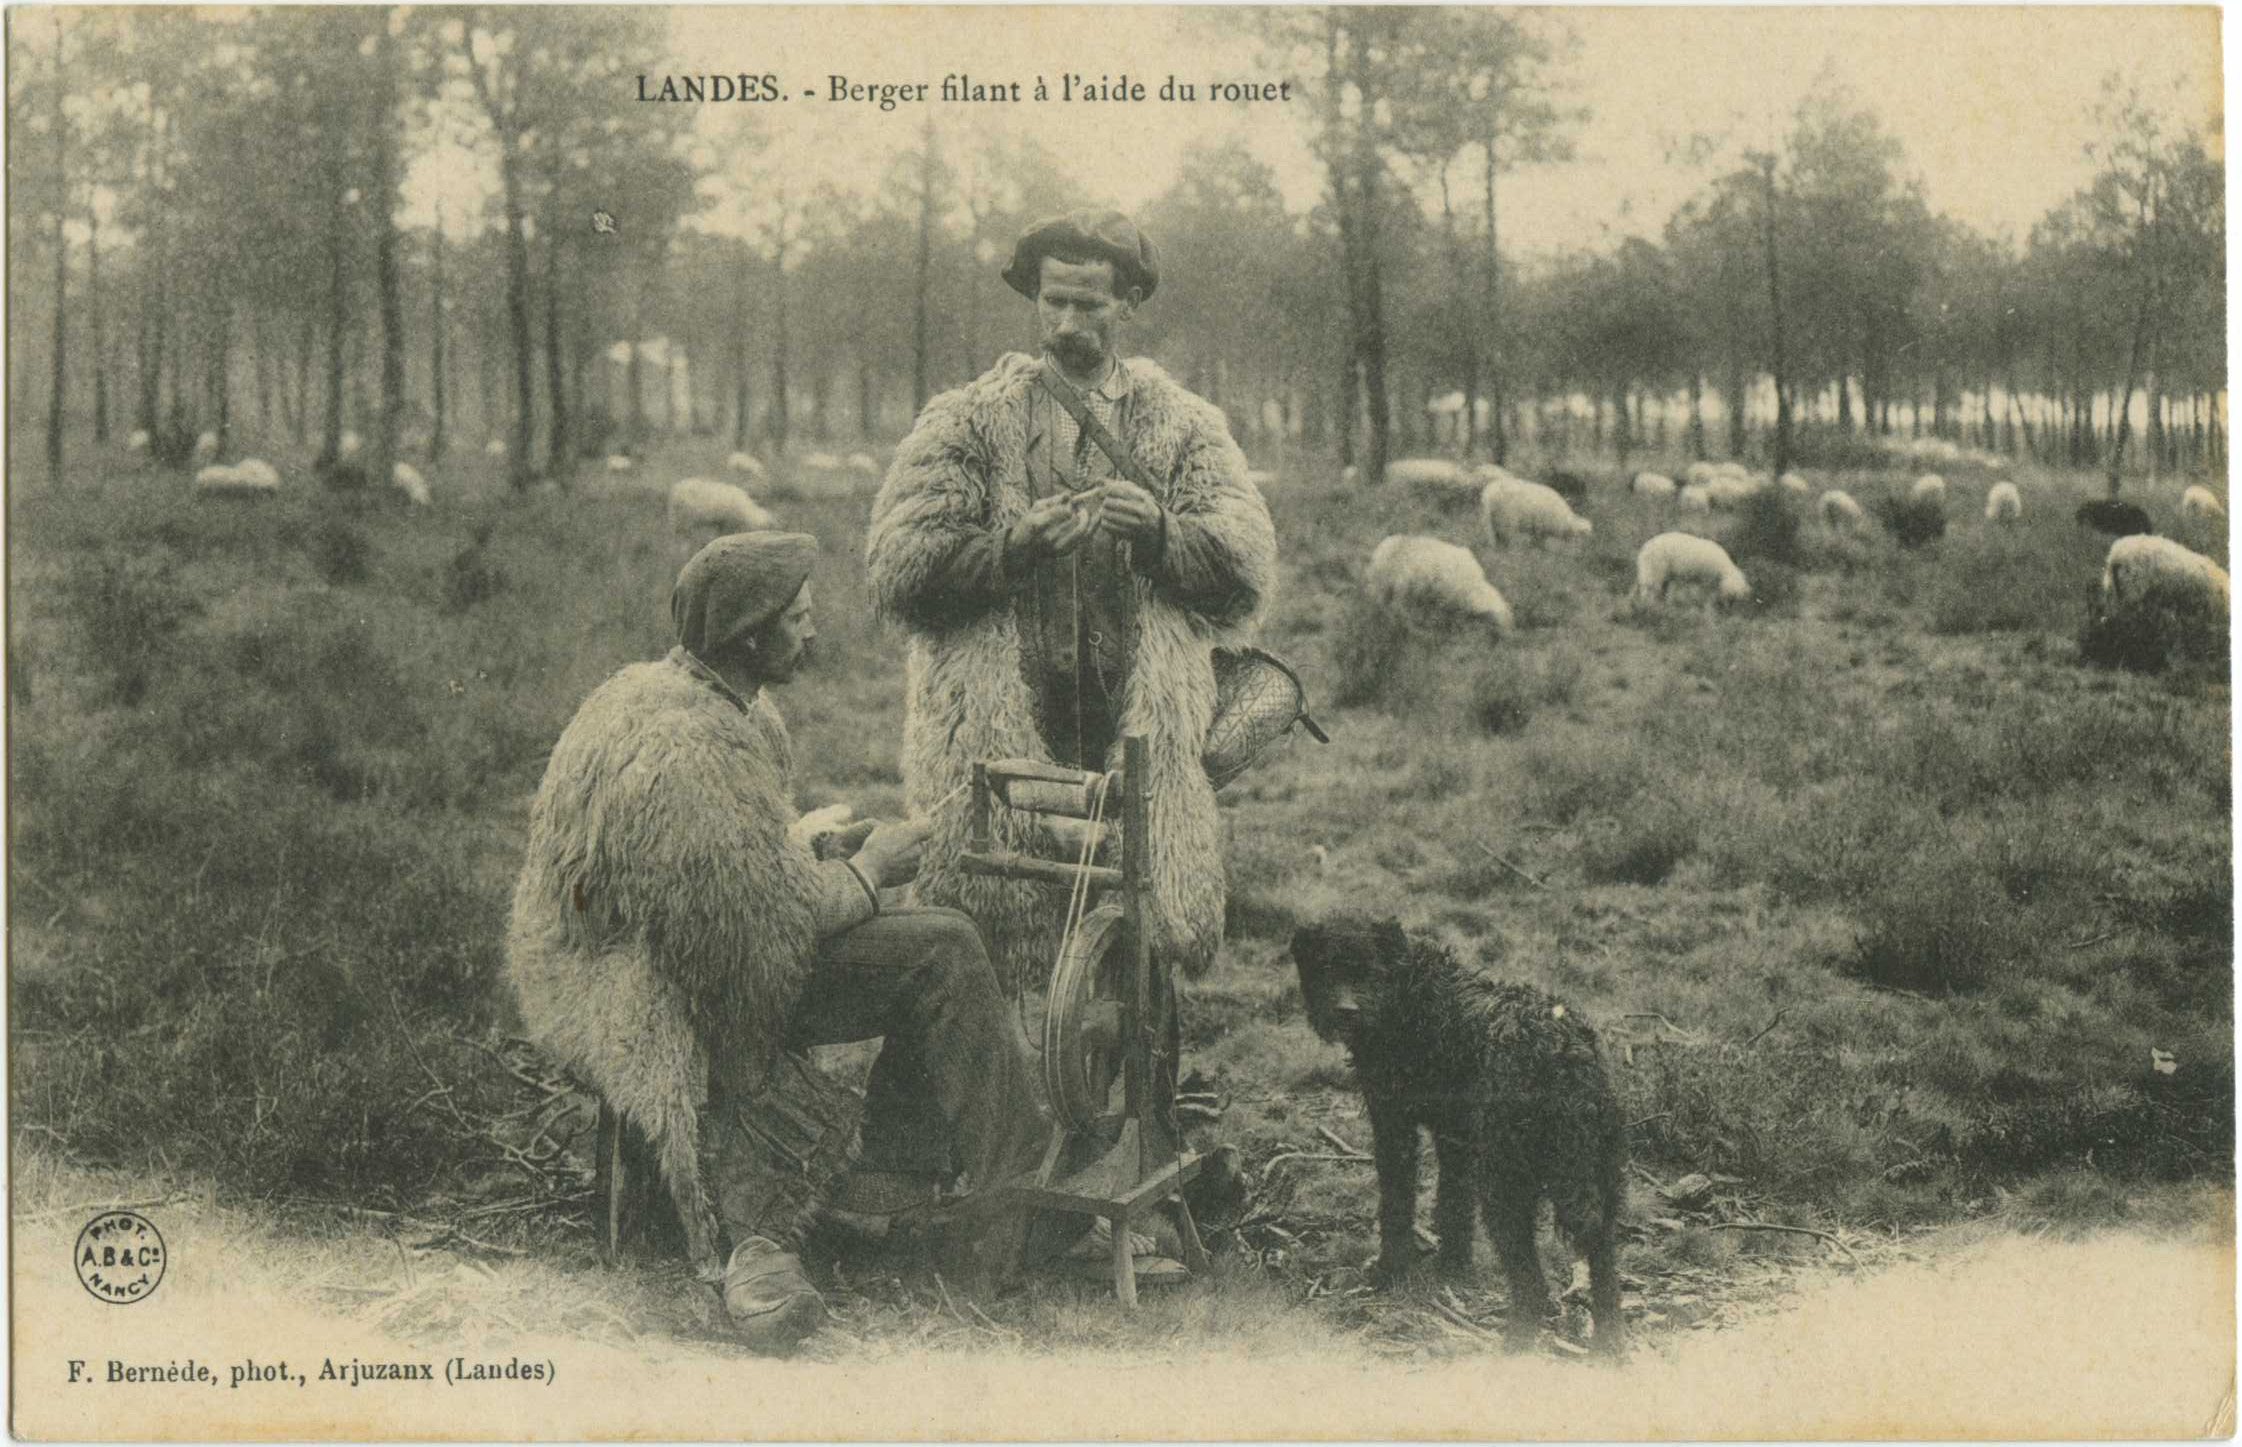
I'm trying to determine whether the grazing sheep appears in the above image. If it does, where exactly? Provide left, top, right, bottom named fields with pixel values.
left=1634, top=531, right=1751, bottom=608
left=127, top=428, right=151, bottom=453
left=1481, top=478, right=1593, bottom=549
left=668, top=477, right=776, bottom=556
left=2074, top=498, right=2154, bottom=538
left=1291, top=915, right=1626, bottom=1355
left=193, top=463, right=277, bottom=495
left=606, top=453, right=636, bottom=474
left=1984, top=481, right=2022, bottom=523
left=193, top=430, right=219, bottom=459
left=1818, top=489, right=1866, bottom=531
left=1777, top=470, right=1810, bottom=495
left=1682, top=460, right=1719, bottom=487
left=484, top=437, right=507, bottom=457
left=393, top=462, right=432, bottom=507
left=1705, top=473, right=1767, bottom=510
left=233, top=458, right=283, bottom=489
left=1631, top=471, right=1677, bottom=500
left=1677, top=484, right=1713, bottom=514
left=845, top=451, right=879, bottom=476
left=726, top=450, right=767, bottom=480
left=2101, top=535, right=2230, bottom=617
left=800, top=450, right=844, bottom=471
left=339, top=430, right=363, bottom=458
left=1367, top=534, right=1514, bottom=635
left=1385, top=457, right=1472, bottom=490
left=2179, top=485, right=2225, bottom=526
left=1910, top=473, right=1947, bottom=505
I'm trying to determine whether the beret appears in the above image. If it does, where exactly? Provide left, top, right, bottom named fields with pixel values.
left=1001, top=209, right=1159, bottom=302
left=671, top=531, right=818, bottom=660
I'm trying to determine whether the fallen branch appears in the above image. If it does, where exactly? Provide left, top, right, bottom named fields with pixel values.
left=1314, top=1124, right=1363, bottom=1155
left=1263, top=1152, right=1373, bottom=1174
left=1742, top=1008, right=1789, bottom=1048
left=1472, top=840, right=1547, bottom=890
left=20, top=1192, right=189, bottom=1226
left=1707, top=1219, right=1861, bottom=1266
left=1429, top=1295, right=1500, bottom=1342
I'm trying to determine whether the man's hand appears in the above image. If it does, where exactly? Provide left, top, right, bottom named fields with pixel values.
left=1006, top=494, right=1095, bottom=562
left=853, top=818, right=934, bottom=888
left=1095, top=479, right=1164, bottom=546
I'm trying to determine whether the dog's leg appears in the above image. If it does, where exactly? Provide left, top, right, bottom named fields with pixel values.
left=1584, top=1217, right=1624, bottom=1357
left=1430, top=1126, right=1478, bottom=1281
left=1368, top=1096, right=1420, bottom=1287
left=1482, top=1176, right=1551, bottom=1349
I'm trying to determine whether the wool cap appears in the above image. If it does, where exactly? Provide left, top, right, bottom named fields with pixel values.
left=1001, top=209, right=1159, bottom=302
left=671, top=531, right=818, bottom=660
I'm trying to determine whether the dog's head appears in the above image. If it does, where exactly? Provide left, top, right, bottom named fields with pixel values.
left=1289, top=913, right=1409, bottom=1044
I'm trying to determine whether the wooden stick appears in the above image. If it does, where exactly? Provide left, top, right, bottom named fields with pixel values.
left=1473, top=840, right=1547, bottom=889
left=1707, top=1219, right=1861, bottom=1265
left=1262, top=1152, right=1373, bottom=1173
left=1314, top=1124, right=1363, bottom=1155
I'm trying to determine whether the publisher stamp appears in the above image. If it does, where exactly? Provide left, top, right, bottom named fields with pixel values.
left=75, top=1210, right=167, bottom=1305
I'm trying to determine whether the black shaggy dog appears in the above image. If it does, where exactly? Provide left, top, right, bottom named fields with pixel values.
left=2075, top=498, right=2154, bottom=538
left=1292, top=914, right=1626, bottom=1355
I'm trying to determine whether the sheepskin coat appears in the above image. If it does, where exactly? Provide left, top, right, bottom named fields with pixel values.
left=867, top=351, right=1277, bottom=990
left=506, top=655, right=829, bottom=1212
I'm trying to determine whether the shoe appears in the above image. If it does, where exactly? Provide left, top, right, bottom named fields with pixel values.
left=719, top=1237, right=827, bottom=1355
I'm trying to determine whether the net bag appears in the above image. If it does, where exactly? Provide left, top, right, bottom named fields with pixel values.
left=1203, top=646, right=1330, bottom=792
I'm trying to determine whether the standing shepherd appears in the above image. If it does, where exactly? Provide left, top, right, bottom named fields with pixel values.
left=866, top=209, right=1278, bottom=990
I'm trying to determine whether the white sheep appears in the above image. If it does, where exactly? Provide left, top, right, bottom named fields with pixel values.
left=1481, top=478, right=1592, bottom=548
left=1818, top=489, right=1866, bottom=531
left=1340, top=464, right=1361, bottom=486
left=1632, top=471, right=1678, bottom=500
left=126, top=428, right=151, bottom=453
left=2101, top=535, right=2230, bottom=617
left=1678, top=484, right=1713, bottom=514
left=668, top=477, right=775, bottom=554
left=233, top=457, right=283, bottom=489
left=2179, top=485, right=2225, bottom=525
left=1683, top=460, right=1719, bottom=486
left=1386, top=457, right=1472, bottom=490
left=1705, top=474, right=1765, bottom=510
left=484, top=437, right=507, bottom=457
left=339, top=430, right=363, bottom=458
left=845, top=451, right=879, bottom=476
left=1367, top=534, right=1514, bottom=634
left=605, top=453, right=635, bottom=473
left=193, top=430, right=219, bottom=459
left=726, top=450, right=767, bottom=480
left=800, top=450, right=844, bottom=471
left=1910, top=473, right=1947, bottom=505
left=1984, top=481, right=2022, bottom=523
left=193, top=463, right=277, bottom=495
left=393, top=462, right=432, bottom=507
left=1777, top=471, right=1811, bottom=495
left=1634, top=531, right=1752, bottom=608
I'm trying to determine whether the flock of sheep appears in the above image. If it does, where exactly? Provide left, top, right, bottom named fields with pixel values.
left=1359, top=452, right=2230, bottom=639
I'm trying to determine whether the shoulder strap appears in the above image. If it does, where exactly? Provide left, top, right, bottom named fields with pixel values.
left=1036, top=359, right=1154, bottom=490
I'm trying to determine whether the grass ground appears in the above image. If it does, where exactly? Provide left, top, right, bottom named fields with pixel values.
left=8, top=428, right=2233, bottom=1371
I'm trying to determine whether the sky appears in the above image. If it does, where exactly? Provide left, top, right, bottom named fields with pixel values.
left=404, top=5, right=2224, bottom=259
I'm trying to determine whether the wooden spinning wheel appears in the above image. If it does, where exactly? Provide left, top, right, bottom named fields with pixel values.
left=958, top=737, right=1209, bottom=1305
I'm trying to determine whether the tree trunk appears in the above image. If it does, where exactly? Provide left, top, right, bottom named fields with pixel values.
left=496, top=132, right=534, bottom=486
left=211, top=300, right=231, bottom=454
left=1482, top=134, right=1507, bottom=466
left=770, top=202, right=791, bottom=453
left=321, top=136, right=349, bottom=464
left=545, top=228, right=572, bottom=478
left=857, top=351, right=875, bottom=439
left=732, top=243, right=752, bottom=450
left=1726, top=351, right=1747, bottom=457
left=46, top=10, right=68, bottom=481
left=430, top=203, right=448, bottom=461
left=372, top=15, right=404, bottom=497
left=912, top=115, right=936, bottom=412
left=626, top=282, right=646, bottom=441
left=1336, top=340, right=1357, bottom=471
left=252, top=311, right=270, bottom=434
left=89, top=208, right=108, bottom=445
left=1688, top=372, right=1705, bottom=459
left=291, top=312, right=313, bottom=443
left=1757, top=155, right=1791, bottom=480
